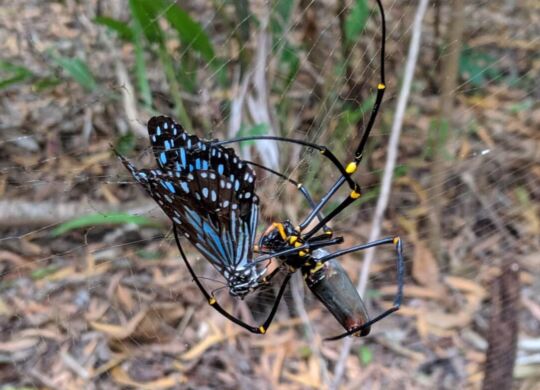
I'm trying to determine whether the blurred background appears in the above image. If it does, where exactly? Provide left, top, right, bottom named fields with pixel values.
left=0, top=0, right=538, bottom=389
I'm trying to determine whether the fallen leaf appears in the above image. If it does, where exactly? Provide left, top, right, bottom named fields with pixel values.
left=522, top=296, right=540, bottom=322
left=181, top=325, right=241, bottom=361
left=379, top=284, right=445, bottom=300
left=116, top=283, right=134, bottom=312
left=0, top=338, right=39, bottom=352
left=111, top=366, right=186, bottom=389
left=412, top=241, right=440, bottom=288
left=90, top=309, right=148, bottom=339
left=445, top=276, right=486, bottom=300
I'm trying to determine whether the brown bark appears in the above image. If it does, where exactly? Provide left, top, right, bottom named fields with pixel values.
left=482, top=263, right=520, bottom=390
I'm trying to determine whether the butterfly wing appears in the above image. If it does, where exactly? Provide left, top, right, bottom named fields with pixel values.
left=116, top=116, right=260, bottom=276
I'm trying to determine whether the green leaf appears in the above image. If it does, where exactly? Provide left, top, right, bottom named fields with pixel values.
left=131, top=13, right=153, bottom=108
left=297, top=345, right=312, bottom=359
left=32, top=76, right=62, bottom=91
left=51, top=54, right=97, bottom=91
left=357, top=345, right=373, bottom=366
left=232, top=0, right=251, bottom=43
left=130, top=0, right=214, bottom=62
left=94, top=16, right=133, bottom=41
left=52, top=213, right=159, bottom=236
left=514, top=187, right=530, bottom=206
left=280, top=43, right=300, bottom=84
left=129, top=0, right=164, bottom=44
left=136, top=249, right=164, bottom=260
left=271, top=0, right=295, bottom=36
left=114, top=132, right=136, bottom=156
left=394, top=164, right=408, bottom=178
left=508, top=98, right=533, bottom=114
left=0, top=61, right=34, bottom=89
left=31, top=265, right=61, bottom=280
left=459, top=46, right=501, bottom=88
left=236, top=123, right=270, bottom=147
left=162, top=2, right=215, bottom=62
left=345, top=0, right=370, bottom=45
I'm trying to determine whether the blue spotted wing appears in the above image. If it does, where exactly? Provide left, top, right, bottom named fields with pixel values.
left=117, top=116, right=260, bottom=276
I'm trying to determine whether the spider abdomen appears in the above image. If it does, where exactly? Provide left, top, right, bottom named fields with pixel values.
left=304, top=253, right=371, bottom=336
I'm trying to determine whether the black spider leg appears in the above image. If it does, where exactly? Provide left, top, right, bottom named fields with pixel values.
left=218, top=0, right=387, bottom=241
left=216, top=138, right=358, bottom=237
left=251, top=237, right=344, bottom=266
left=244, top=160, right=331, bottom=233
left=317, top=236, right=404, bottom=341
left=300, top=0, right=387, bottom=240
left=216, top=137, right=356, bottom=188
left=173, top=224, right=291, bottom=335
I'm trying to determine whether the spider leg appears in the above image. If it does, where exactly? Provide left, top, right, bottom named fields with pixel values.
left=251, top=237, right=344, bottom=266
left=216, top=136, right=357, bottom=190
left=317, top=236, right=404, bottom=342
left=250, top=0, right=388, bottom=240
left=244, top=160, right=330, bottom=232
left=174, top=224, right=291, bottom=335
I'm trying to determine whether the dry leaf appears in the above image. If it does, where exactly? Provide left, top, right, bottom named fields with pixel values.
left=111, top=366, right=186, bottom=389
left=379, top=284, right=445, bottom=300
left=283, top=360, right=321, bottom=388
left=522, top=296, right=540, bottom=322
left=181, top=325, right=241, bottom=361
left=116, top=283, right=134, bottom=312
left=445, top=276, right=486, bottom=300
left=90, top=309, right=148, bottom=339
left=0, top=338, right=39, bottom=352
left=520, top=251, right=540, bottom=270
left=413, top=241, right=440, bottom=288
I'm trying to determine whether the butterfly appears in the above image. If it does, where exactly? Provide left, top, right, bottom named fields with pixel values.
left=115, top=116, right=266, bottom=297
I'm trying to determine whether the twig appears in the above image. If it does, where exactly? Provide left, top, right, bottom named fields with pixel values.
left=101, top=29, right=146, bottom=137
left=331, top=0, right=430, bottom=387
left=245, top=11, right=280, bottom=169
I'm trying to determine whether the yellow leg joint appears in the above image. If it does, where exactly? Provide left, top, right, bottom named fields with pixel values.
left=273, top=222, right=287, bottom=240
left=345, top=162, right=357, bottom=174
left=378, top=83, right=386, bottom=90
left=310, top=262, right=324, bottom=273
left=350, top=190, right=361, bottom=199
left=294, top=241, right=302, bottom=248
left=393, top=236, right=400, bottom=245
left=299, top=251, right=307, bottom=257
left=289, top=235, right=298, bottom=245
left=259, top=325, right=266, bottom=334
left=208, top=297, right=216, bottom=305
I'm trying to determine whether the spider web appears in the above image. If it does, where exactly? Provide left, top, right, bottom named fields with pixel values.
left=0, top=0, right=538, bottom=388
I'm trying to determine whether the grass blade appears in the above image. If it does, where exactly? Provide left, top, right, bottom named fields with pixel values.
left=0, top=61, right=34, bottom=90
left=51, top=54, right=97, bottom=92
left=94, top=16, right=134, bottom=41
left=162, top=3, right=215, bottom=63
left=345, top=0, right=369, bottom=45
left=52, top=212, right=160, bottom=236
